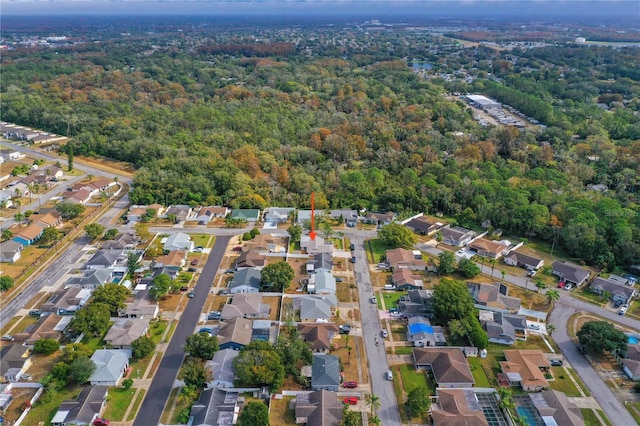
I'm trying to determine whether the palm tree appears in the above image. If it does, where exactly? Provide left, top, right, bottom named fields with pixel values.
left=369, top=415, right=381, bottom=425
left=547, top=324, right=557, bottom=336
left=366, top=393, right=381, bottom=415
left=434, top=231, right=443, bottom=247
left=535, top=280, right=546, bottom=293
left=497, top=387, right=515, bottom=410
left=546, top=289, right=560, bottom=307
left=489, top=259, right=497, bottom=277
left=500, top=270, right=506, bottom=282
left=343, top=334, right=352, bottom=363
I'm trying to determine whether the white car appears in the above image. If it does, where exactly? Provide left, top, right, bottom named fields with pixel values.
left=619, top=306, right=628, bottom=315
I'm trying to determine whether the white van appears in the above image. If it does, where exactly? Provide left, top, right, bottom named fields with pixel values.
left=384, top=284, right=396, bottom=291
left=386, top=370, right=393, bottom=380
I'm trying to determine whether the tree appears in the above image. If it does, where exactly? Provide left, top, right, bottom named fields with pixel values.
left=134, top=222, right=152, bottom=242
left=545, top=289, right=560, bottom=307
left=341, top=411, right=360, bottom=426
left=250, top=228, right=261, bottom=238
left=185, top=333, right=219, bottom=361
left=457, top=258, right=481, bottom=278
left=103, top=228, right=119, bottom=240
left=369, top=415, right=381, bottom=426
left=275, top=329, right=312, bottom=374
left=55, top=202, right=85, bottom=219
left=0, top=275, right=15, bottom=292
left=287, top=224, right=302, bottom=243
left=127, top=252, right=141, bottom=277
left=233, top=341, right=285, bottom=392
left=69, top=302, right=111, bottom=337
left=1, top=229, right=13, bottom=241
left=535, top=280, right=547, bottom=292
left=131, top=335, right=155, bottom=360
left=497, top=387, right=515, bottom=410
left=237, top=401, right=270, bottom=426
left=500, top=270, right=506, bottom=282
left=463, top=316, right=489, bottom=349
left=34, top=338, right=60, bottom=355
left=182, top=359, right=209, bottom=388
left=92, top=283, right=131, bottom=315
left=39, top=227, right=60, bottom=244
left=149, top=273, right=172, bottom=300
left=407, top=387, right=430, bottom=417
left=433, top=278, right=474, bottom=321
left=547, top=324, right=557, bottom=336
left=260, top=261, right=294, bottom=292
left=447, top=319, right=467, bottom=341
left=122, top=378, right=134, bottom=390
left=377, top=223, right=417, bottom=249
left=366, top=393, right=381, bottom=415
left=61, top=343, right=93, bottom=364
left=69, top=356, right=95, bottom=385
left=67, top=145, right=74, bottom=171
left=489, top=258, right=497, bottom=277
left=577, top=321, right=627, bottom=355
left=437, top=252, right=457, bottom=275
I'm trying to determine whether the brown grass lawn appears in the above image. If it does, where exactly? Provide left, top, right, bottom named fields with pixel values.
left=1, top=387, right=38, bottom=424
left=332, top=336, right=368, bottom=384
left=286, top=257, right=308, bottom=294
left=270, top=396, right=296, bottom=425
left=263, top=296, right=282, bottom=321
left=77, top=154, right=136, bottom=176
left=28, top=351, right=62, bottom=380
left=158, top=293, right=184, bottom=312
left=506, top=284, right=548, bottom=311
left=11, top=316, right=39, bottom=334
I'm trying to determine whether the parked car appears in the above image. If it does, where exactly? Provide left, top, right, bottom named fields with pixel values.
left=188, top=291, right=195, bottom=298
left=579, top=345, right=588, bottom=354
left=199, top=327, right=213, bottom=334
left=527, top=269, right=538, bottom=277
left=343, top=397, right=358, bottom=405
left=619, top=306, right=628, bottom=315
left=339, top=324, right=351, bottom=335
left=1, top=335, right=14, bottom=341
left=191, top=259, right=199, bottom=266
left=335, top=277, right=344, bottom=283
left=389, top=307, right=399, bottom=316
left=342, top=381, right=358, bottom=388
left=180, top=286, right=189, bottom=292
left=381, top=330, right=388, bottom=338
left=528, top=323, right=541, bottom=330
left=350, top=243, right=355, bottom=250
left=188, top=267, right=197, bottom=272
left=208, top=311, right=221, bottom=321
left=232, top=246, right=243, bottom=251
left=385, top=370, right=393, bottom=380
left=94, top=419, right=110, bottom=426
left=564, top=283, right=573, bottom=290
left=370, top=296, right=377, bottom=304
left=557, top=281, right=566, bottom=289
left=194, top=246, right=204, bottom=253
left=550, top=359, right=564, bottom=366
left=614, top=300, right=624, bottom=308
left=351, top=256, right=357, bottom=263
left=29, top=310, right=41, bottom=318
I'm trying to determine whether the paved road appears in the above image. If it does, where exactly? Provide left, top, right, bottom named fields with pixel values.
left=349, top=231, right=401, bottom=425
left=133, top=235, right=231, bottom=426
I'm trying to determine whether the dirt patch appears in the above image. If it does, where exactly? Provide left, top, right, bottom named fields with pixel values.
left=263, top=296, right=281, bottom=321
left=76, top=155, right=135, bottom=177
left=285, top=257, right=309, bottom=294
left=270, top=395, right=296, bottom=425
left=1, top=387, right=38, bottom=424
left=158, top=294, right=183, bottom=312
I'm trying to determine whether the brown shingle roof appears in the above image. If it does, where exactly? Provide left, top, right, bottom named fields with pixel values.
left=501, top=349, right=550, bottom=389
left=298, top=323, right=339, bottom=351
left=432, top=389, right=489, bottom=426
left=413, top=347, right=474, bottom=386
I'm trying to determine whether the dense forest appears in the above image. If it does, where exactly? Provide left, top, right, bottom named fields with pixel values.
left=1, top=20, right=639, bottom=269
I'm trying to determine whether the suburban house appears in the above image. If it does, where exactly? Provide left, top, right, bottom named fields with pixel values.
left=88, top=349, right=132, bottom=386
left=104, top=318, right=150, bottom=349
left=0, top=345, right=32, bottom=382
left=297, top=209, right=324, bottom=226
left=13, top=313, right=69, bottom=345
left=217, top=317, right=253, bottom=350
left=190, top=388, right=240, bottom=426
left=329, top=209, right=358, bottom=227
left=102, top=232, right=139, bottom=250
left=127, top=204, right=163, bottom=222
left=263, top=207, right=295, bottom=224
left=0, top=149, right=24, bottom=161
left=551, top=261, right=590, bottom=287
left=398, top=289, right=434, bottom=318
left=300, top=234, right=334, bottom=255
left=467, top=282, right=521, bottom=314
left=617, top=344, right=640, bottom=381
left=527, top=390, right=586, bottom=426
left=12, top=222, right=46, bottom=246
left=153, top=250, right=187, bottom=270
left=0, top=240, right=24, bottom=263
left=392, top=268, right=424, bottom=291
left=310, top=354, right=341, bottom=392
left=298, top=296, right=337, bottom=323
left=120, top=290, right=159, bottom=319
left=386, top=248, right=427, bottom=270
left=308, top=268, right=336, bottom=295
left=64, top=188, right=93, bottom=204
left=412, top=347, right=475, bottom=388
left=431, top=388, right=497, bottom=426
left=41, top=287, right=92, bottom=315
left=31, top=211, right=63, bottom=228
left=65, top=268, right=113, bottom=289
left=206, top=349, right=239, bottom=388
left=480, top=311, right=528, bottom=345
left=306, top=252, right=333, bottom=274
left=404, top=216, right=446, bottom=236
left=503, top=251, right=544, bottom=271
left=589, top=277, right=636, bottom=304
left=51, top=386, right=109, bottom=426
left=298, top=323, right=339, bottom=353
left=407, top=316, right=446, bottom=347
left=85, top=250, right=124, bottom=269
left=441, top=226, right=477, bottom=247
left=234, top=250, right=267, bottom=270
left=196, top=206, right=230, bottom=224
left=245, top=234, right=286, bottom=254
left=363, top=211, right=397, bottom=226
left=228, top=268, right=262, bottom=294
left=500, top=349, right=551, bottom=391
left=229, top=209, right=261, bottom=222
left=220, top=293, right=270, bottom=321
left=294, top=390, right=343, bottom=426
left=164, top=204, right=193, bottom=222
left=163, top=232, right=194, bottom=252
left=468, top=238, right=509, bottom=259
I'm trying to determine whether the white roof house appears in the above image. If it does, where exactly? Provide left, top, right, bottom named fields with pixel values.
left=88, top=349, right=132, bottom=386
left=162, top=232, right=194, bottom=252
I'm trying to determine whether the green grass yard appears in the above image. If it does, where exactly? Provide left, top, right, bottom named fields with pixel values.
left=381, top=291, right=408, bottom=310
left=548, top=367, right=581, bottom=397
left=468, top=357, right=492, bottom=388
left=367, top=239, right=394, bottom=264
left=104, top=387, right=138, bottom=421
left=398, top=364, right=433, bottom=394
left=23, top=387, right=78, bottom=426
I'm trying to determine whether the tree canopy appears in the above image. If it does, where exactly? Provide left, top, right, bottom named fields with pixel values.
left=184, top=333, right=219, bottom=361
left=92, top=283, right=131, bottom=315
left=577, top=320, right=627, bottom=354
left=377, top=223, right=418, bottom=250
left=233, top=341, right=285, bottom=392
left=433, top=278, right=475, bottom=321
left=237, top=401, right=270, bottom=426
left=260, top=261, right=294, bottom=292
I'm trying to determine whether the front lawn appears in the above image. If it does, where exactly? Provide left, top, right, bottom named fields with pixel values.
left=381, top=291, right=408, bottom=310
left=23, top=386, right=78, bottom=426
left=398, top=364, right=433, bottom=394
left=367, top=239, right=393, bottom=264
left=581, top=408, right=602, bottom=426
left=104, top=387, right=137, bottom=421
left=548, top=367, right=581, bottom=397
left=149, top=320, right=168, bottom=344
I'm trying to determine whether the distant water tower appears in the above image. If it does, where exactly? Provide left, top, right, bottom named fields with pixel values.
left=575, top=37, right=587, bottom=44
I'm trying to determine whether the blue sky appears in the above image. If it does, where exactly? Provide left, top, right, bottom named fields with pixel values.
left=1, top=0, right=638, bottom=16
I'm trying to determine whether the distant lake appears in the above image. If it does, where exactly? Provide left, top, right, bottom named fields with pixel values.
left=412, top=62, right=433, bottom=70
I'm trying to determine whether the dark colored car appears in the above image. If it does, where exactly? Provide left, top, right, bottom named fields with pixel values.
left=339, top=324, right=351, bottom=335
left=342, top=381, right=358, bottom=388
left=180, top=286, right=189, bottom=292
left=191, top=259, right=199, bottom=266
left=550, top=359, right=563, bottom=366
left=350, top=243, right=355, bottom=250
left=351, top=256, right=357, bottom=263
left=188, top=267, right=197, bottom=272
left=208, top=311, right=221, bottom=320
left=29, top=310, right=41, bottom=318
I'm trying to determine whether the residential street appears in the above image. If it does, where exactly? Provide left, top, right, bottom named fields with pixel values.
left=133, top=235, right=231, bottom=426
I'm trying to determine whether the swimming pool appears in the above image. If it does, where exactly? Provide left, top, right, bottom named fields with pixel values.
left=516, top=406, right=539, bottom=426
left=629, top=336, right=639, bottom=345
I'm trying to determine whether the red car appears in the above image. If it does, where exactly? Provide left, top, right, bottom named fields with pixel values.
left=342, top=381, right=358, bottom=388
left=94, top=419, right=110, bottom=426
left=191, top=259, right=199, bottom=266
left=343, top=397, right=358, bottom=405
left=557, top=281, right=566, bottom=289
